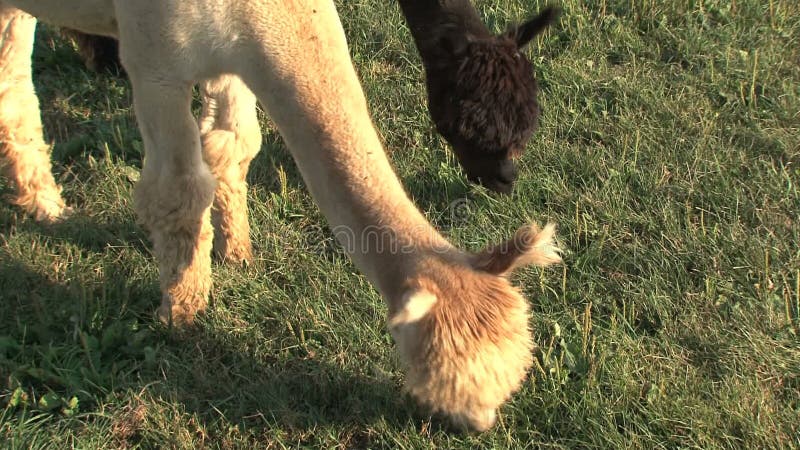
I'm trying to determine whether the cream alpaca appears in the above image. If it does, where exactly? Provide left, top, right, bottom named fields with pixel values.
left=0, top=0, right=561, bottom=431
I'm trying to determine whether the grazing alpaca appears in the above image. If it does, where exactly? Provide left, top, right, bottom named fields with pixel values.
left=0, top=0, right=561, bottom=431
left=59, top=1, right=558, bottom=194
left=399, top=1, right=559, bottom=193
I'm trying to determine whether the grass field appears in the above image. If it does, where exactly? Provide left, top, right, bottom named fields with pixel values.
left=2, top=0, right=799, bottom=448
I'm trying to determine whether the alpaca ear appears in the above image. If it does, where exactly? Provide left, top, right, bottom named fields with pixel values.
left=388, top=289, right=438, bottom=328
left=472, top=223, right=562, bottom=276
left=508, top=6, right=560, bottom=49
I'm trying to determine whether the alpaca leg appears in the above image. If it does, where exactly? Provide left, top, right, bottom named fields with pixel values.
left=129, top=79, right=216, bottom=325
left=199, top=74, right=261, bottom=263
left=0, top=6, right=69, bottom=222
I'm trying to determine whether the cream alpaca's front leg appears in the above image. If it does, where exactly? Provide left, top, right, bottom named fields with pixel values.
left=129, top=79, right=216, bottom=325
left=199, top=75, right=262, bottom=263
left=0, top=5, right=69, bottom=222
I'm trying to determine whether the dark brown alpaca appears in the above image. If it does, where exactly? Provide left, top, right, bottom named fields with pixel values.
left=60, top=3, right=559, bottom=193
left=399, top=1, right=559, bottom=193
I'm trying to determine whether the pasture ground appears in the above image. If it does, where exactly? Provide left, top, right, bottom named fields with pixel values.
left=1, top=0, right=799, bottom=448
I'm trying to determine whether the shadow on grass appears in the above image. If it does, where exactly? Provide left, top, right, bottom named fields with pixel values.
left=28, top=213, right=147, bottom=255
left=0, top=236, right=413, bottom=435
left=162, top=324, right=413, bottom=431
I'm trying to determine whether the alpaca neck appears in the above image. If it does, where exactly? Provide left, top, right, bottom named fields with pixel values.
left=244, top=4, right=458, bottom=299
left=397, top=0, right=490, bottom=60
left=283, top=104, right=456, bottom=297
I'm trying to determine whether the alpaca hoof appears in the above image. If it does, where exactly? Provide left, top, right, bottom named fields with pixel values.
left=156, top=295, right=205, bottom=327
left=37, top=205, right=73, bottom=224
left=450, top=408, right=496, bottom=433
left=29, top=199, right=72, bottom=224
left=213, top=241, right=253, bottom=265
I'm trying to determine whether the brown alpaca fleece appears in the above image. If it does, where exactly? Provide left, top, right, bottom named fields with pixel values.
left=399, top=1, right=560, bottom=193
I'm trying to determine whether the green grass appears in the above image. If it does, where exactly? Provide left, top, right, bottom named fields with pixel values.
left=2, top=0, right=799, bottom=448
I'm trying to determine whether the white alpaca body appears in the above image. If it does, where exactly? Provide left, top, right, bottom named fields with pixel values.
left=0, top=0, right=562, bottom=431
left=6, top=0, right=116, bottom=35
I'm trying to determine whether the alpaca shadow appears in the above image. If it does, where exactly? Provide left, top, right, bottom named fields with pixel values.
left=246, top=128, right=304, bottom=193
left=0, top=251, right=416, bottom=432
left=34, top=28, right=140, bottom=167
left=32, top=212, right=147, bottom=255
left=401, top=166, right=478, bottom=227
left=162, top=324, right=416, bottom=430
left=0, top=196, right=148, bottom=260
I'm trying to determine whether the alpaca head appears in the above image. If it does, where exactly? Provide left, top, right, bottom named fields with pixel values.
left=387, top=223, right=561, bottom=431
left=425, top=7, right=560, bottom=194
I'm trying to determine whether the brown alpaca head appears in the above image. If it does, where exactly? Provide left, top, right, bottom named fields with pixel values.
left=424, top=7, right=560, bottom=194
left=387, top=223, right=561, bottom=431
